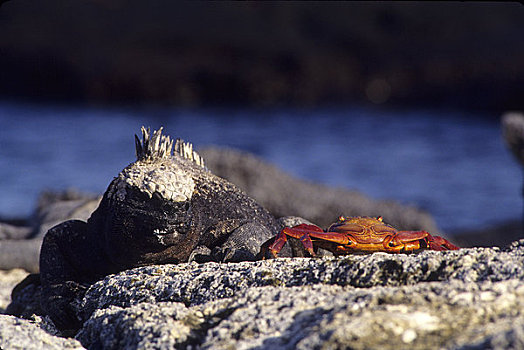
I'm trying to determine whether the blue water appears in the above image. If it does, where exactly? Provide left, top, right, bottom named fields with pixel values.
left=0, top=100, right=521, bottom=232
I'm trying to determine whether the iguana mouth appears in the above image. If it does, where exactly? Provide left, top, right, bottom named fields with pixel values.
left=153, top=228, right=169, bottom=245
left=153, top=228, right=182, bottom=246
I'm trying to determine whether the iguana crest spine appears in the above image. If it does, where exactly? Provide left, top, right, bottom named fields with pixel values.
left=135, top=126, right=205, bottom=168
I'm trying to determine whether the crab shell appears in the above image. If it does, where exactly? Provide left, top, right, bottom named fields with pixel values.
left=263, top=216, right=459, bottom=258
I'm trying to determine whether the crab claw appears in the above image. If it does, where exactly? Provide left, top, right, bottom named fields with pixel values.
left=427, top=234, right=460, bottom=251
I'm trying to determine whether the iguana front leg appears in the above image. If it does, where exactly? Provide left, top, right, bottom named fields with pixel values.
left=210, top=221, right=275, bottom=262
left=39, top=220, right=108, bottom=333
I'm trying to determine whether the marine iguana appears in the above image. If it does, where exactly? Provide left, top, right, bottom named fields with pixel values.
left=39, top=127, right=279, bottom=332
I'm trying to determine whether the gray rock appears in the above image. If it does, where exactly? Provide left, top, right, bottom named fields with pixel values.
left=0, top=314, right=84, bottom=349
left=32, top=189, right=101, bottom=238
left=0, top=269, right=28, bottom=313
left=76, top=241, right=523, bottom=319
left=75, top=273, right=524, bottom=349
left=0, top=239, right=42, bottom=273
left=502, top=111, right=524, bottom=166
left=75, top=281, right=524, bottom=349
left=197, top=281, right=524, bottom=350
left=0, top=190, right=100, bottom=273
left=5, top=239, right=524, bottom=349
left=0, top=222, right=32, bottom=240
left=77, top=302, right=206, bottom=349
left=200, top=147, right=441, bottom=234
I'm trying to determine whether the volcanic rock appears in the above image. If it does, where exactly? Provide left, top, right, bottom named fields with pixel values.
left=3, top=239, right=523, bottom=349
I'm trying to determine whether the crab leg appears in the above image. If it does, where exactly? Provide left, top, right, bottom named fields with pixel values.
left=298, top=234, right=315, bottom=256
left=426, top=234, right=460, bottom=251
left=306, top=231, right=358, bottom=246
left=393, top=231, right=431, bottom=243
left=267, top=224, right=323, bottom=257
left=266, top=229, right=289, bottom=257
left=395, top=231, right=459, bottom=251
left=385, top=230, right=431, bottom=252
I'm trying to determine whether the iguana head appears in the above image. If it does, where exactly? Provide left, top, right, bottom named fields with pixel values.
left=109, top=127, right=200, bottom=202
left=96, top=127, right=206, bottom=265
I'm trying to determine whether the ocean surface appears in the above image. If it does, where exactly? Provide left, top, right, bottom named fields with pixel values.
left=0, top=100, right=521, bottom=232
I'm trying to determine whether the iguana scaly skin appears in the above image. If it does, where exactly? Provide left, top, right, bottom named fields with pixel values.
left=39, top=127, right=279, bottom=332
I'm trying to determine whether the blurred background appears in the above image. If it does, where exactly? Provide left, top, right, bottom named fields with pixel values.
left=0, top=1, right=523, bottom=241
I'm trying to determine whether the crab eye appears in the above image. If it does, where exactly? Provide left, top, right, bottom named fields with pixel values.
left=338, top=216, right=346, bottom=222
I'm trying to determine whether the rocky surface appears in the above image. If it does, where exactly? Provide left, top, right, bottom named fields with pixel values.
left=0, top=314, right=84, bottom=350
left=0, top=270, right=84, bottom=349
left=2, top=239, right=523, bottom=349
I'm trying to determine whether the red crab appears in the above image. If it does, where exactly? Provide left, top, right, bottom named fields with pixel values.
left=263, top=216, right=459, bottom=258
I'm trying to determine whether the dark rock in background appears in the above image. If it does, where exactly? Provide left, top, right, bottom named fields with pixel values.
left=503, top=112, right=524, bottom=167
left=0, top=190, right=100, bottom=272
left=452, top=219, right=523, bottom=248
left=0, top=240, right=43, bottom=274
left=201, top=147, right=440, bottom=233
left=31, top=189, right=101, bottom=239
left=501, top=111, right=524, bottom=244
left=0, top=223, right=31, bottom=241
